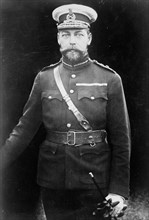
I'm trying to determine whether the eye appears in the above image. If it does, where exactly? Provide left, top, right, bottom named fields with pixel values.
left=76, top=33, right=84, bottom=37
left=61, top=33, right=69, bottom=38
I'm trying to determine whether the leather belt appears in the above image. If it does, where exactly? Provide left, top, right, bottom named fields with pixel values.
left=47, top=130, right=107, bottom=146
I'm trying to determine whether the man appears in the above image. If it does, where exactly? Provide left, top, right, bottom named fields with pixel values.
left=1, top=4, right=131, bottom=220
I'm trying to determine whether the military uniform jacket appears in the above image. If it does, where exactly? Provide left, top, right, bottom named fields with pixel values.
left=2, top=57, right=131, bottom=198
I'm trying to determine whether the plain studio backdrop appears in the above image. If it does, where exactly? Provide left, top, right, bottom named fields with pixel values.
left=1, top=0, right=149, bottom=219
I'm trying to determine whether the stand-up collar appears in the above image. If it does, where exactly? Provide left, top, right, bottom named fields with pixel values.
left=61, top=55, right=91, bottom=70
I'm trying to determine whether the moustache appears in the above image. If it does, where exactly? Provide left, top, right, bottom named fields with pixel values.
left=60, top=47, right=82, bottom=53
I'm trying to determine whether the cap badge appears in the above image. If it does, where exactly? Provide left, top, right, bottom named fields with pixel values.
left=66, top=8, right=76, bottom=22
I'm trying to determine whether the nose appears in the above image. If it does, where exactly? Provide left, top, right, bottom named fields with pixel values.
left=69, top=34, right=76, bottom=46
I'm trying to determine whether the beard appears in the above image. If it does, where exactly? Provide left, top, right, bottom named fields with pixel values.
left=60, top=47, right=88, bottom=64
left=65, top=50, right=81, bottom=61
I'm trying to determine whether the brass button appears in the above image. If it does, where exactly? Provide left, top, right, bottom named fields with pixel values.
left=91, top=96, right=95, bottom=100
left=71, top=74, right=76, bottom=78
left=67, top=123, right=71, bottom=128
left=70, top=89, right=74, bottom=94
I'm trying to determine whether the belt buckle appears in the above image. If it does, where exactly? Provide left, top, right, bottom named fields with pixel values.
left=67, top=131, right=76, bottom=146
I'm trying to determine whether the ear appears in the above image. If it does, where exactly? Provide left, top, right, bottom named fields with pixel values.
left=57, top=32, right=60, bottom=45
left=87, top=33, right=92, bottom=45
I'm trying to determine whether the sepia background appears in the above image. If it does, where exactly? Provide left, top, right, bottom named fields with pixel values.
left=1, top=0, right=149, bottom=219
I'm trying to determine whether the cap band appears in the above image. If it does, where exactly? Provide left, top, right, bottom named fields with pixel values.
left=59, top=12, right=91, bottom=24
left=57, top=20, right=90, bottom=30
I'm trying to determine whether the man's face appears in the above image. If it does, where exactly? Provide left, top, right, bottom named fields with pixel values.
left=57, top=29, right=92, bottom=62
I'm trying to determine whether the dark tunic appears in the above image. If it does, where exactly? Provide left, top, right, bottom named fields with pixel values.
left=1, top=57, right=131, bottom=199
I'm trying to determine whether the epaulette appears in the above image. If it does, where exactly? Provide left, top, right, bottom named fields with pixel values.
left=40, top=60, right=61, bottom=72
left=93, top=59, right=116, bottom=74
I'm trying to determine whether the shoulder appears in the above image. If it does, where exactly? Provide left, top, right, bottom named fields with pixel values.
left=36, top=60, right=62, bottom=86
left=37, top=60, right=61, bottom=84
left=92, top=59, right=116, bottom=74
left=91, top=59, right=122, bottom=83
left=40, top=60, right=61, bottom=72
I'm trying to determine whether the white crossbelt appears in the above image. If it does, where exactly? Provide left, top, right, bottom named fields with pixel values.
left=54, top=66, right=92, bottom=131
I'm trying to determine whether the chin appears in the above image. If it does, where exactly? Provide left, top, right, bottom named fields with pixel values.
left=64, top=49, right=86, bottom=63
left=66, top=51, right=80, bottom=61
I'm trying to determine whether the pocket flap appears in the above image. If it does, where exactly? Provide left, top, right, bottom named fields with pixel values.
left=79, top=142, right=109, bottom=156
left=41, top=140, right=58, bottom=154
left=77, top=86, right=108, bottom=100
left=41, top=90, right=62, bottom=101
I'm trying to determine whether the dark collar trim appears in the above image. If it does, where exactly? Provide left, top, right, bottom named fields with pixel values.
left=61, top=58, right=90, bottom=69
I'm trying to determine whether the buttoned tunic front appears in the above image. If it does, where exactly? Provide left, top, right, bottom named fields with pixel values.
left=2, top=57, right=130, bottom=198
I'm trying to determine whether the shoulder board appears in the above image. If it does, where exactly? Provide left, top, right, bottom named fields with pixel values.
left=92, top=60, right=116, bottom=74
left=41, top=60, right=61, bottom=72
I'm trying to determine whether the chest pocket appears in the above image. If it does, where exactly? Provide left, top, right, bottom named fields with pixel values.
left=41, top=90, right=62, bottom=101
left=77, top=85, right=108, bottom=101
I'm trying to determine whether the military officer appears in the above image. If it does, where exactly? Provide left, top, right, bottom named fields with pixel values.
left=1, top=4, right=131, bottom=220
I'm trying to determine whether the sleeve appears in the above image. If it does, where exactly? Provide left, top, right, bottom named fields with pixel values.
left=0, top=73, right=42, bottom=169
left=107, top=73, right=131, bottom=198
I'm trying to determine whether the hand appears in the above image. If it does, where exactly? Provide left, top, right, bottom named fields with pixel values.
left=106, top=193, right=127, bottom=218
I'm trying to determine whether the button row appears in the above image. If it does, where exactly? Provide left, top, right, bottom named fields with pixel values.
left=70, top=74, right=76, bottom=94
